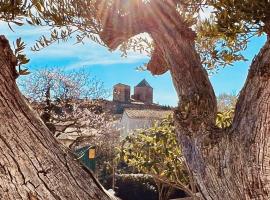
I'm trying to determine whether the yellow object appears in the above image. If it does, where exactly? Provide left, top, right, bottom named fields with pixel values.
left=89, top=148, right=96, bottom=159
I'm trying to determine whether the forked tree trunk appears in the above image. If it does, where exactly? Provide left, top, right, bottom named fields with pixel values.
left=165, top=30, right=270, bottom=200
left=0, top=36, right=114, bottom=199
left=99, top=1, right=270, bottom=199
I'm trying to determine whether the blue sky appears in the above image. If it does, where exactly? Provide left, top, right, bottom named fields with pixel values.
left=2, top=22, right=266, bottom=106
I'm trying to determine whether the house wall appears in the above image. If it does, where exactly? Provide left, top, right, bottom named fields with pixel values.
left=119, top=112, right=156, bottom=139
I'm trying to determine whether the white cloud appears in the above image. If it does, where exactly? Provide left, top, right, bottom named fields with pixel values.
left=2, top=22, right=51, bottom=37
left=2, top=21, right=150, bottom=70
left=66, top=54, right=148, bottom=70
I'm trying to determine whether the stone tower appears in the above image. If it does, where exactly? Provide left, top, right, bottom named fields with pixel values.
left=113, top=83, right=130, bottom=103
left=133, top=79, right=153, bottom=104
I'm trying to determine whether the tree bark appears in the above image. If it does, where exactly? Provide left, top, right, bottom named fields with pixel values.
left=0, top=36, right=115, bottom=199
left=99, top=1, right=270, bottom=199
left=168, top=32, right=270, bottom=200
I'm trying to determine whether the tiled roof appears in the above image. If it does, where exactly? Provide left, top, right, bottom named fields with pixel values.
left=136, top=79, right=152, bottom=88
left=124, top=109, right=173, bottom=119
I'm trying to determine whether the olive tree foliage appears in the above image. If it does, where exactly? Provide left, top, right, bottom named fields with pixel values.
left=0, top=0, right=258, bottom=72
left=209, top=0, right=270, bottom=35
left=120, top=116, right=196, bottom=199
left=195, top=0, right=270, bottom=71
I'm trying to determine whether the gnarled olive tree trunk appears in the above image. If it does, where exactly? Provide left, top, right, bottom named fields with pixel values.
left=0, top=36, right=114, bottom=200
left=99, top=1, right=270, bottom=199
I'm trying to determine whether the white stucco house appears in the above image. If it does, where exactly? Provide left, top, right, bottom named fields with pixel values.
left=119, top=108, right=173, bottom=138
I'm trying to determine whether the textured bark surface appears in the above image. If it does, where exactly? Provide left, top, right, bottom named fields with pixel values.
left=171, top=34, right=270, bottom=200
left=99, top=1, right=270, bottom=199
left=0, top=36, right=114, bottom=200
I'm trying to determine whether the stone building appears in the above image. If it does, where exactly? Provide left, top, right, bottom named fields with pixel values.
left=113, top=83, right=130, bottom=103
left=110, top=80, right=168, bottom=114
left=113, top=79, right=153, bottom=105
left=133, top=79, right=153, bottom=104
left=119, top=109, right=173, bottom=138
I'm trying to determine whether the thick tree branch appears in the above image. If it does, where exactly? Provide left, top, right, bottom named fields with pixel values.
left=100, top=0, right=216, bottom=130
left=147, top=43, right=168, bottom=75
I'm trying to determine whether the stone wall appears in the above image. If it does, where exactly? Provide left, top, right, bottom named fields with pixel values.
left=133, top=86, right=153, bottom=104
left=113, top=84, right=130, bottom=103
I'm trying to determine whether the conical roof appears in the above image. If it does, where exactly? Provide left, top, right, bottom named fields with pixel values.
left=136, top=79, right=152, bottom=88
